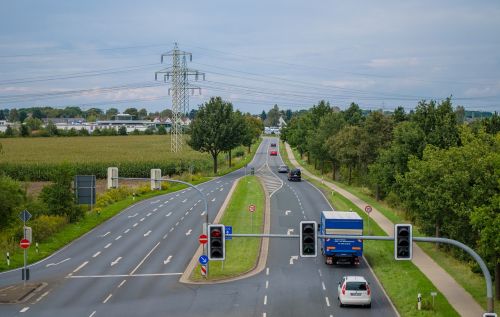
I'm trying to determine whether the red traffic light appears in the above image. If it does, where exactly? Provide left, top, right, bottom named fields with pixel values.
left=210, top=229, right=222, bottom=237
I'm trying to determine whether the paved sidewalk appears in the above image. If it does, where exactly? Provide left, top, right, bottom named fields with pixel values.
left=285, top=142, right=483, bottom=317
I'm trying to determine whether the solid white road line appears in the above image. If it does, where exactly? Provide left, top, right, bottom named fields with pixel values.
left=34, top=291, right=49, bottom=303
left=129, top=241, right=161, bottom=275
left=118, top=279, right=127, bottom=288
left=20, top=307, right=30, bottom=312
left=144, top=230, right=152, bottom=237
left=103, top=294, right=112, bottom=304
left=70, top=273, right=183, bottom=278
left=166, top=212, right=172, bottom=217
left=92, top=251, right=101, bottom=258
left=325, top=296, right=330, bottom=307
left=115, top=235, right=122, bottom=240
left=111, top=257, right=122, bottom=266
left=163, top=255, right=173, bottom=264
left=73, top=261, right=89, bottom=273
left=104, top=243, right=112, bottom=249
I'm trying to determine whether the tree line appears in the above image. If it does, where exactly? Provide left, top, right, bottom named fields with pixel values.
left=188, top=97, right=263, bottom=174
left=281, top=99, right=500, bottom=280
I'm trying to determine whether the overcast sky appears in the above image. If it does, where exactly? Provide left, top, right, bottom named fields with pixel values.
left=0, top=0, right=499, bottom=114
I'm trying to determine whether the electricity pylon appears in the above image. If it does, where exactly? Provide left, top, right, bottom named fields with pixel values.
left=155, top=43, right=205, bottom=152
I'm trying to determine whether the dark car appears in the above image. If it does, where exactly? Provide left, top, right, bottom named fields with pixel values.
left=288, top=168, right=301, bottom=181
left=278, top=165, right=289, bottom=173
left=270, top=143, right=277, bottom=147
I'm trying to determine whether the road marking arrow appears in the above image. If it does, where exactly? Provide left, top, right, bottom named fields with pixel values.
left=127, top=213, right=138, bottom=218
left=46, top=258, right=70, bottom=267
left=111, top=257, right=122, bottom=266
left=285, top=210, right=292, bottom=215
left=144, top=230, right=152, bottom=237
left=163, top=255, right=173, bottom=265
left=287, top=228, right=294, bottom=235
left=289, top=255, right=298, bottom=265
left=185, top=229, right=192, bottom=236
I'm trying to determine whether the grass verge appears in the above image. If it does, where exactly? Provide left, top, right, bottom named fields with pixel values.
left=284, top=142, right=497, bottom=310
left=281, top=142, right=459, bottom=317
left=191, top=175, right=265, bottom=281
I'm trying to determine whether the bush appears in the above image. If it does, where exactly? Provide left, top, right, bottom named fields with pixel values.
left=234, top=149, right=245, bottom=157
left=31, top=215, right=68, bottom=242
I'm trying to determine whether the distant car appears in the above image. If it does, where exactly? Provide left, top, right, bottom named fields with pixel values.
left=270, top=150, right=278, bottom=156
left=270, top=142, right=277, bottom=147
left=278, top=165, right=289, bottom=173
left=288, top=168, right=301, bottom=181
left=337, top=276, right=371, bottom=308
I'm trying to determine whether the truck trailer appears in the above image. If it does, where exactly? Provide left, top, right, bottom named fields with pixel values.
left=320, top=211, right=363, bottom=265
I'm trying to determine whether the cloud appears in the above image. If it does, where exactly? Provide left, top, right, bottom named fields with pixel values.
left=321, top=79, right=376, bottom=90
left=368, top=57, right=420, bottom=68
left=464, top=82, right=500, bottom=98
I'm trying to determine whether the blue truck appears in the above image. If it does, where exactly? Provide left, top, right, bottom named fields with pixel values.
left=320, top=211, right=363, bottom=265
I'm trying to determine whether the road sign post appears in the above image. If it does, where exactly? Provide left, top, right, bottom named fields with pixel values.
left=248, top=204, right=256, bottom=232
left=365, top=205, right=372, bottom=234
left=18, top=210, right=32, bottom=286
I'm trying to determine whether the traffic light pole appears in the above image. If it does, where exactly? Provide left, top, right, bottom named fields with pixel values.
left=228, top=233, right=494, bottom=313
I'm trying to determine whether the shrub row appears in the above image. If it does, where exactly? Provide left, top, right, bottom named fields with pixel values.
left=0, top=159, right=213, bottom=181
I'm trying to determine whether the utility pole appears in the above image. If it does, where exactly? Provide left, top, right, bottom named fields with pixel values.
left=155, top=43, right=205, bottom=152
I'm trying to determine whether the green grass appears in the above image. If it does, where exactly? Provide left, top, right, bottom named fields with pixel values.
left=191, top=175, right=265, bottom=280
left=0, top=179, right=210, bottom=272
left=281, top=142, right=459, bottom=316
left=285, top=142, right=498, bottom=310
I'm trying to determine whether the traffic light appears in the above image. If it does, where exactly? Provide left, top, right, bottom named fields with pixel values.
left=208, top=224, right=225, bottom=261
left=394, top=224, right=412, bottom=260
left=300, top=221, right=317, bottom=257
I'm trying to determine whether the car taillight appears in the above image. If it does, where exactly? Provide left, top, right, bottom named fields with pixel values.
left=367, top=284, right=371, bottom=296
left=342, top=284, right=346, bottom=295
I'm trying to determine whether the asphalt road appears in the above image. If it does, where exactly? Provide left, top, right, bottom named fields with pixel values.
left=0, top=137, right=397, bottom=317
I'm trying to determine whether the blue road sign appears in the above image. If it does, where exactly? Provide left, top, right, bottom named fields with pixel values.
left=198, top=255, right=209, bottom=265
left=225, top=226, right=232, bottom=240
left=18, top=210, right=32, bottom=222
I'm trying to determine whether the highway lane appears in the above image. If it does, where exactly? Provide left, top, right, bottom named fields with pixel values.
left=263, top=140, right=397, bottom=317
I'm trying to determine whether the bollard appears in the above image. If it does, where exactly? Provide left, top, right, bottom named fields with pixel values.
left=417, top=293, right=422, bottom=310
left=6, top=252, right=10, bottom=266
left=36, top=242, right=39, bottom=254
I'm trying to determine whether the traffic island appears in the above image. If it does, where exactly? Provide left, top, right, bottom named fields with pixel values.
left=0, top=282, right=47, bottom=304
left=180, top=175, right=270, bottom=284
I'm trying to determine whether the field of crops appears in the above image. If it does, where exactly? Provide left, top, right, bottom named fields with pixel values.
left=0, top=135, right=235, bottom=180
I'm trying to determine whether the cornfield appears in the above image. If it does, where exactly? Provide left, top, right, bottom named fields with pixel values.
left=0, top=135, right=216, bottom=180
